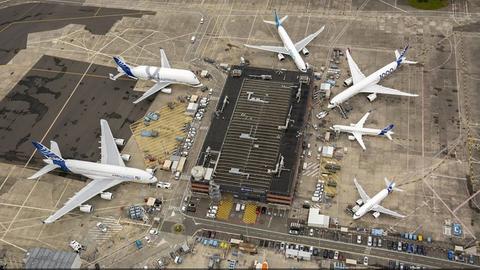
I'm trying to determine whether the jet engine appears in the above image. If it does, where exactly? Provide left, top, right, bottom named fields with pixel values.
left=100, top=192, right=113, bottom=200
left=372, top=211, right=381, bottom=219
left=348, top=135, right=356, bottom=141
left=302, top=48, right=310, bottom=55
left=277, top=53, right=285, bottom=61
left=161, top=88, right=172, bottom=94
left=79, top=204, right=93, bottom=213
left=121, top=154, right=131, bottom=162
left=367, top=93, right=377, bottom=102
left=114, top=138, right=125, bottom=146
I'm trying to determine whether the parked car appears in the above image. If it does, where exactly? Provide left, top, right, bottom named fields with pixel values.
left=328, top=250, right=334, bottom=259
left=316, top=111, right=328, bottom=119
left=333, top=251, right=339, bottom=260
left=157, top=182, right=172, bottom=189
left=447, top=250, right=454, bottom=261
left=367, top=236, right=372, bottom=246
left=363, top=256, right=369, bottom=266
left=96, top=222, right=107, bottom=233
left=288, top=229, right=299, bottom=235
left=357, top=235, right=362, bottom=244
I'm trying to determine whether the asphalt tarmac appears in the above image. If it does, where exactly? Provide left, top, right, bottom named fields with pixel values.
left=0, top=55, right=149, bottom=167
left=0, top=2, right=154, bottom=64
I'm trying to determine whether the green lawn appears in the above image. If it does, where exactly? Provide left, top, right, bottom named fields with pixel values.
left=408, top=0, right=448, bottom=10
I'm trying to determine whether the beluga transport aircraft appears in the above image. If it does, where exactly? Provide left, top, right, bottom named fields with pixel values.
left=244, top=10, right=325, bottom=72
left=328, top=45, right=418, bottom=109
left=353, top=177, right=405, bottom=220
left=330, top=111, right=394, bottom=151
left=29, top=119, right=157, bottom=224
left=109, top=49, right=202, bottom=104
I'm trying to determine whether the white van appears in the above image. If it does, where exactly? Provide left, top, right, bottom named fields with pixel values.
left=235, top=203, right=241, bottom=212
left=191, top=36, right=196, bottom=43
left=157, top=182, right=171, bottom=189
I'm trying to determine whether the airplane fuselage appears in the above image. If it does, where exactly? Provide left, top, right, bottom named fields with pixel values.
left=43, top=159, right=157, bottom=184
left=329, top=61, right=400, bottom=108
left=277, top=26, right=307, bottom=72
left=353, top=189, right=389, bottom=219
left=126, top=65, right=202, bottom=86
left=332, top=125, right=393, bottom=138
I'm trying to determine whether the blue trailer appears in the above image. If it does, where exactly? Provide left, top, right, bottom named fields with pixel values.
left=135, top=239, right=143, bottom=249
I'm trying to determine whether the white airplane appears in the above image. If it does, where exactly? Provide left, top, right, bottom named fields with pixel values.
left=29, top=119, right=157, bottom=224
left=244, top=10, right=325, bottom=72
left=331, top=111, right=394, bottom=150
left=328, top=46, right=418, bottom=109
left=109, top=49, right=202, bottom=104
left=353, top=177, right=405, bottom=220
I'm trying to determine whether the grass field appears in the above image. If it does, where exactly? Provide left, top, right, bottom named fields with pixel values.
left=408, top=0, right=448, bottom=10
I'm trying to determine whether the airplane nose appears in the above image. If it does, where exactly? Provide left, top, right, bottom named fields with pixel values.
left=327, top=103, right=336, bottom=109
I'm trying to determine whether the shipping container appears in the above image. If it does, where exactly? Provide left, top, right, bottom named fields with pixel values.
left=176, top=157, right=187, bottom=172
left=163, top=160, right=172, bottom=170
left=171, top=160, right=179, bottom=172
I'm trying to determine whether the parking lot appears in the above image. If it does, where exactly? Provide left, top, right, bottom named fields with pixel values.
left=0, top=0, right=479, bottom=268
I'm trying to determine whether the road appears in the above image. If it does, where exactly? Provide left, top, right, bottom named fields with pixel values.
left=161, top=213, right=479, bottom=269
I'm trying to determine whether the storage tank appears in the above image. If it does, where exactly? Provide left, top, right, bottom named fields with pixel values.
left=191, top=166, right=205, bottom=181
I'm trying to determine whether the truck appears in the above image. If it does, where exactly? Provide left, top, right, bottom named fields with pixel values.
left=69, top=240, right=84, bottom=253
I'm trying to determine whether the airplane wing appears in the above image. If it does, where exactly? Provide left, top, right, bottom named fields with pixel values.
left=244, top=44, right=290, bottom=55
left=355, top=112, right=370, bottom=129
left=372, top=205, right=405, bottom=218
left=100, top=119, right=125, bottom=167
left=43, top=178, right=124, bottom=223
left=160, top=49, right=170, bottom=69
left=360, top=84, right=418, bottom=97
left=345, top=49, right=366, bottom=84
left=352, top=132, right=366, bottom=150
left=353, top=178, right=370, bottom=202
left=133, top=81, right=171, bottom=104
left=294, top=25, right=325, bottom=52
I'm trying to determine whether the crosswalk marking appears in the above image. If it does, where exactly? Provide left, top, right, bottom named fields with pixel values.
left=302, top=162, right=320, bottom=177
left=88, top=217, right=123, bottom=243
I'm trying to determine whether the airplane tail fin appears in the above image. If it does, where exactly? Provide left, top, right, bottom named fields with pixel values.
left=264, top=10, right=288, bottom=27
left=29, top=141, right=64, bottom=179
left=384, top=177, right=404, bottom=193
left=379, top=124, right=395, bottom=139
left=112, top=56, right=134, bottom=78
left=395, top=45, right=417, bottom=65
left=32, top=141, right=64, bottom=161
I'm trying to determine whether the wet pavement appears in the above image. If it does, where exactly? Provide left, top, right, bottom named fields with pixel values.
left=0, top=2, right=154, bottom=64
left=0, top=55, right=149, bottom=167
